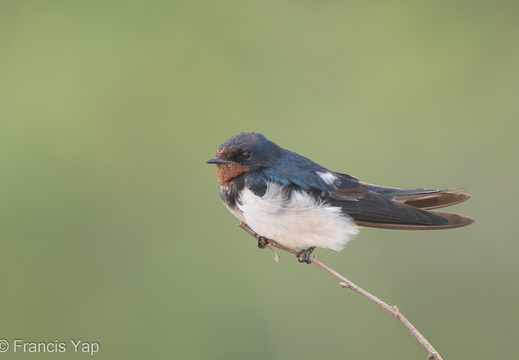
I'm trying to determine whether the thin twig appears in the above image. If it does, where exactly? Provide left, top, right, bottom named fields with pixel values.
left=238, top=222, right=443, bottom=360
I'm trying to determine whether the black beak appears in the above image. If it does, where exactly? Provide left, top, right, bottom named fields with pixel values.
left=206, top=156, right=231, bottom=164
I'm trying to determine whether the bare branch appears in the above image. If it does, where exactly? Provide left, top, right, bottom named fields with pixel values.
left=239, top=222, right=443, bottom=360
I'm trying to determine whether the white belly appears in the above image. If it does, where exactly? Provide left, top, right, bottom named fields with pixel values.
left=235, top=182, right=358, bottom=251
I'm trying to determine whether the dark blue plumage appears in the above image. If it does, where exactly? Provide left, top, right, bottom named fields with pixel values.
left=207, top=132, right=474, bottom=251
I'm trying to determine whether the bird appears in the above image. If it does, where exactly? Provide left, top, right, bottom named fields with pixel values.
left=206, top=132, right=475, bottom=262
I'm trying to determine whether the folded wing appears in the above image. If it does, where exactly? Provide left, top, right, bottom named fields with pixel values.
left=327, top=174, right=475, bottom=230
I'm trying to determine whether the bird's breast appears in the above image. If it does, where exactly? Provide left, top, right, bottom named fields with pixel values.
left=235, top=182, right=359, bottom=251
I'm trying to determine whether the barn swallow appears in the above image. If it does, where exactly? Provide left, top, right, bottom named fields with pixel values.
left=206, top=132, right=474, bottom=261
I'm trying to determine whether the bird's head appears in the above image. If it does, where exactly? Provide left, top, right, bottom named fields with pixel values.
left=206, top=132, right=282, bottom=184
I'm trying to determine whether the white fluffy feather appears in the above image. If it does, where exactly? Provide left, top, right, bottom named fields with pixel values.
left=236, top=182, right=358, bottom=251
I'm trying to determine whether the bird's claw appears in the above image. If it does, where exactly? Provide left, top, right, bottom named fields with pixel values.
left=257, top=236, right=269, bottom=249
left=296, top=247, right=316, bottom=264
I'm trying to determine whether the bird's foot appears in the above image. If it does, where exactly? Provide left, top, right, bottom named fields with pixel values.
left=296, top=247, right=316, bottom=264
left=239, top=222, right=269, bottom=249
left=257, top=236, right=269, bottom=249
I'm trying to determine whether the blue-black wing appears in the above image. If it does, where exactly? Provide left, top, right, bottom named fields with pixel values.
left=327, top=173, right=475, bottom=230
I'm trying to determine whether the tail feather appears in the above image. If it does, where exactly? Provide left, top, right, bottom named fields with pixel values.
left=354, top=210, right=475, bottom=230
left=368, top=185, right=471, bottom=210
left=347, top=186, right=475, bottom=230
left=396, top=191, right=471, bottom=210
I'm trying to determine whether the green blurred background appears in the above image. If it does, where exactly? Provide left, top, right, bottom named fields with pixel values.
left=1, top=1, right=517, bottom=359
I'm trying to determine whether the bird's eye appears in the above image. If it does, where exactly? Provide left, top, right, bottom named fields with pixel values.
left=240, top=151, right=251, bottom=159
